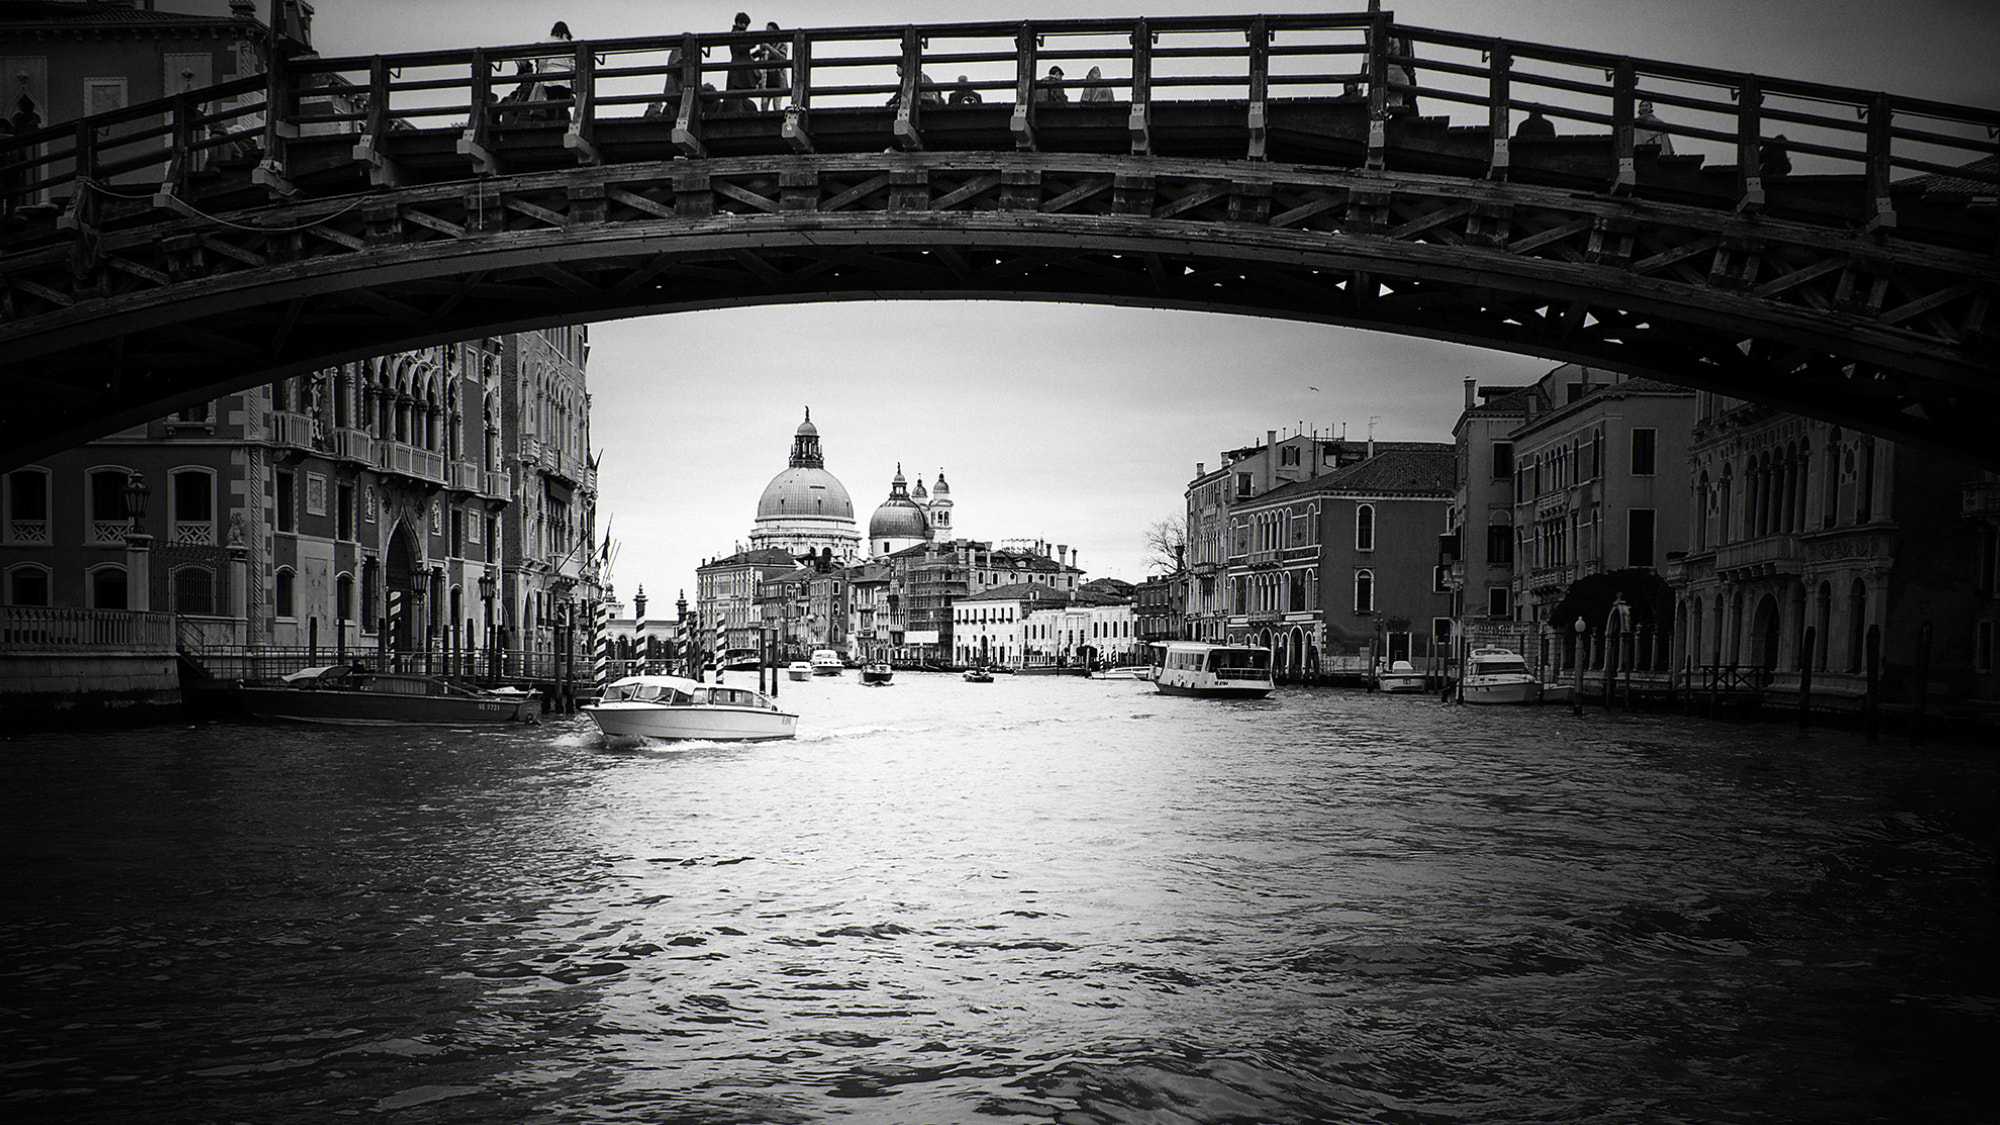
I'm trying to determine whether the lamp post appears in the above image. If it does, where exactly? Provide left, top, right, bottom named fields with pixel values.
left=478, top=569, right=496, bottom=685
left=123, top=472, right=153, bottom=613
left=1572, top=616, right=1587, bottom=716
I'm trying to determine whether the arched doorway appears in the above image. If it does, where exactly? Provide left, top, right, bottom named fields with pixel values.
left=385, top=523, right=421, bottom=661
left=1750, top=594, right=1781, bottom=672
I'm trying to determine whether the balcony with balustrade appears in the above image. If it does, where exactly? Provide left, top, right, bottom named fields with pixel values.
left=374, top=439, right=446, bottom=485
left=1714, top=535, right=1803, bottom=579
left=1962, top=480, right=2000, bottom=521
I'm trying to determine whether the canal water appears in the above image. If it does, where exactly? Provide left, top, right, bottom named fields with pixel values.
left=3, top=673, right=1995, bottom=1124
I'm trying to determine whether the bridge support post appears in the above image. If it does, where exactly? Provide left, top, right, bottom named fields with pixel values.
left=1112, top=173, right=1154, bottom=216
left=1486, top=45, right=1512, bottom=180
left=780, top=170, right=819, bottom=213
left=1129, top=19, right=1153, bottom=156
left=1011, top=23, right=1038, bottom=151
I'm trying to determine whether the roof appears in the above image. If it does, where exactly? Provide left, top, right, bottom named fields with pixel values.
left=1251, top=446, right=1457, bottom=503
left=698, top=546, right=801, bottom=571
left=1906, top=155, right=1998, bottom=196
left=959, top=581, right=1068, bottom=603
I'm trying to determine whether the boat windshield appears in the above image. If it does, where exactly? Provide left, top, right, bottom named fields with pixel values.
left=1474, top=658, right=1530, bottom=676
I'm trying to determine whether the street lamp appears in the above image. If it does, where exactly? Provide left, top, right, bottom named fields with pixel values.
left=123, top=472, right=154, bottom=612
left=478, top=569, right=497, bottom=685
left=123, top=472, right=151, bottom=530
left=1572, top=616, right=1587, bottom=716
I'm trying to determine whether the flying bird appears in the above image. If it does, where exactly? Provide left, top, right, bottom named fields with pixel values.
left=1307, top=385, right=1319, bottom=391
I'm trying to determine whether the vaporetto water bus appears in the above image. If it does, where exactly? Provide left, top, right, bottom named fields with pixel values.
left=1148, top=642, right=1275, bottom=699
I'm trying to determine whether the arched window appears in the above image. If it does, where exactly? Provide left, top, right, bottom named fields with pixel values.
left=1718, top=464, right=1734, bottom=545
left=5, top=467, right=52, bottom=545
left=88, top=564, right=128, bottom=610
left=336, top=572, right=354, bottom=623
left=1694, top=471, right=1711, bottom=552
left=6, top=563, right=52, bottom=606
left=1355, top=504, right=1375, bottom=551
left=274, top=568, right=296, bottom=619
left=170, top=469, right=215, bottom=546
left=1847, top=579, right=1868, bottom=672
left=1354, top=569, right=1374, bottom=613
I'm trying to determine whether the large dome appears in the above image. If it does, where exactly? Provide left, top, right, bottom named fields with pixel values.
left=749, top=409, right=860, bottom=560
left=758, top=467, right=854, bottom=519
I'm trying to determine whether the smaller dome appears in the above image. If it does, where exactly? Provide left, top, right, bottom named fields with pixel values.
left=932, top=470, right=950, bottom=495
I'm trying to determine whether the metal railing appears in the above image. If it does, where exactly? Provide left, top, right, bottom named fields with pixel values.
left=4, top=11, right=1993, bottom=229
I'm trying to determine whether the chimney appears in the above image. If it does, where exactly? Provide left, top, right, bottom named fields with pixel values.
left=1464, top=377, right=1477, bottom=410
left=1195, top=461, right=1205, bottom=477
left=1057, top=545, right=1068, bottom=567
left=1266, top=430, right=1277, bottom=491
left=633, top=584, right=647, bottom=621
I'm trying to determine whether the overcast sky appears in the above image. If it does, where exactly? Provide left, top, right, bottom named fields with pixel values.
left=273, top=0, right=1993, bottom=605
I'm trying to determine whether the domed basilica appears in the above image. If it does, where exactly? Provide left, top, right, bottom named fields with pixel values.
left=750, top=411, right=957, bottom=563
left=750, top=410, right=860, bottom=562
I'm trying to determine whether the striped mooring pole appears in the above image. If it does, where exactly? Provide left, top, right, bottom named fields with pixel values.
left=592, top=595, right=611, bottom=690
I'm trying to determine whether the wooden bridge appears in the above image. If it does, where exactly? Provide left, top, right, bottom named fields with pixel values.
left=2, top=10, right=1995, bottom=469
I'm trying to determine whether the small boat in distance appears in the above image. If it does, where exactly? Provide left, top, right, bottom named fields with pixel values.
left=860, top=662, right=894, bottom=685
left=233, top=663, right=539, bottom=725
left=963, top=667, right=993, bottom=683
left=1375, top=659, right=1428, bottom=693
left=785, top=661, right=814, bottom=682
left=810, top=649, right=845, bottom=676
left=1459, top=647, right=1541, bottom=704
left=1149, top=642, right=1274, bottom=699
left=584, top=674, right=798, bottom=742
left=1094, top=664, right=1153, bottom=681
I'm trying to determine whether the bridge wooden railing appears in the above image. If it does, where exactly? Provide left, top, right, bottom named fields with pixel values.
left=3, top=10, right=1993, bottom=235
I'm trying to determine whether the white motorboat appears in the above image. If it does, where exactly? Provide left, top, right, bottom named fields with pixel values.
left=584, top=674, right=798, bottom=742
left=1148, top=641, right=1274, bottom=698
left=1375, top=659, right=1428, bottom=693
left=860, top=662, right=894, bottom=685
left=785, top=661, right=814, bottom=682
left=810, top=648, right=844, bottom=676
left=1459, top=647, right=1541, bottom=704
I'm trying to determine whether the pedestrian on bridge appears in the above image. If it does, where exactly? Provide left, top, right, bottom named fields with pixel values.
left=756, top=22, right=789, bottom=111
left=541, top=21, right=575, bottom=121
left=1634, top=100, right=1675, bottom=155
left=724, top=12, right=758, bottom=113
left=1034, top=65, right=1067, bottom=104
left=949, top=75, right=982, bottom=106
left=1081, top=66, right=1113, bottom=103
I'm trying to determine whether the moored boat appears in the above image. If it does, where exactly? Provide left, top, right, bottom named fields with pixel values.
left=1459, top=647, right=1541, bottom=704
left=860, top=662, right=894, bottom=685
left=1374, top=659, right=1428, bottom=693
left=1148, top=641, right=1275, bottom=698
left=810, top=648, right=844, bottom=676
left=233, top=663, right=539, bottom=725
left=962, top=667, right=993, bottom=683
left=583, top=674, right=798, bottom=742
left=785, top=661, right=814, bottom=681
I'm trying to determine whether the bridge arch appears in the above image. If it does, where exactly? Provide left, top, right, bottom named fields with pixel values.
left=2, top=15, right=1994, bottom=469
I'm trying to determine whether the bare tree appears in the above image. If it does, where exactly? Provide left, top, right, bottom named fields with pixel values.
left=1143, top=515, right=1187, bottom=576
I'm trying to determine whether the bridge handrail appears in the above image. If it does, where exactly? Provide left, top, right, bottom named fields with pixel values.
left=2, top=12, right=1993, bottom=228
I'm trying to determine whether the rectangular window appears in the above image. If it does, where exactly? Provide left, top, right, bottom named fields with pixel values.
left=451, top=508, right=466, bottom=558
left=1486, top=524, right=1513, bottom=567
left=1631, top=428, right=1657, bottom=476
left=1235, top=472, right=1254, bottom=499
left=337, top=484, right=355, bottom=541
left=1628, top=509, right=1656, bottom=568
left=1487, top=586, right=1511, bottom=619
left=1432, top=565, right=1450, bottom=593
left=276, top=470, right=295, bottom=533
left=1280, top=446, right=1301, bottom=467
left=1491, top=441, right=1514, bottom=480
left=306, top=473, right=328, bottom=517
